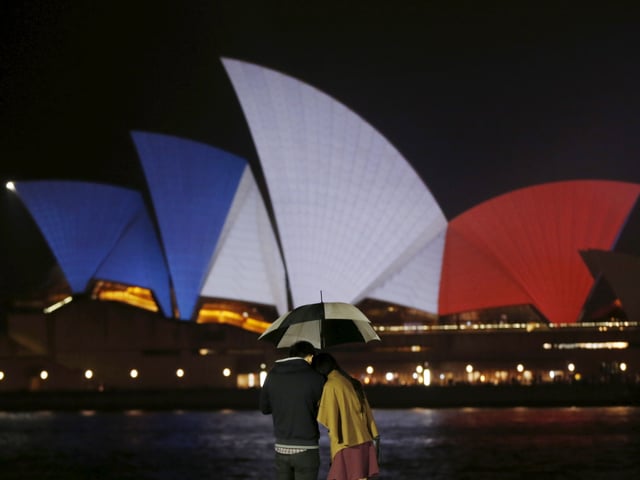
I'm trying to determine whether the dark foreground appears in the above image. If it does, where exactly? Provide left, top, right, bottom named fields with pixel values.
left=0, top=383, right=639, bottom=411
left=1, top=407, right=640, bottom=479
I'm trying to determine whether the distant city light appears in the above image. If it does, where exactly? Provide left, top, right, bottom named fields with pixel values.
left=567, top=363, right=576, bottom=372
left=620, top=362, right=627, bottom=372
left=84, top=369, right=93, bottom=380
left=176, top=368, right=185, bottom=378
left=543, top=341, right=628, bottom=350
left=129, top=369, right=139, bottom=379
left=247, top=373, right=255, bottom=388
left=416, top=365, right=423, bottom=374
left=0, top=371, right=4, bottom=381
left=366, top=366, right=374, bottom=375
left=465, top=364, right=473, bottom=373
left=517, top=364, right=524, bottom=373
left=385, top=372, right=394, bottom=382
left=40, top=370, right=48, bottom=380
left=222, top=368, right=231, bottom=377
left=423, top=368, right=431, bottom=386
left=43, top=296, right=73, bottom=314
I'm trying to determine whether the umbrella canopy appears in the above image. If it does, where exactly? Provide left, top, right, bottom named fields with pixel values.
left=259, top=302, right=381, bottom=349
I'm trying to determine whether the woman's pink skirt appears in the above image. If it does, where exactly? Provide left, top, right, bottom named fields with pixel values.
left=327, top=441, right=379, bottom=480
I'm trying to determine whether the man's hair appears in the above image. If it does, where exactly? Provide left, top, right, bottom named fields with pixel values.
left=289, top=341, right=316, bottom=358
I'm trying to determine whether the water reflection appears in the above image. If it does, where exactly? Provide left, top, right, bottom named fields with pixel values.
left=0, top=407, right=638, bottom=479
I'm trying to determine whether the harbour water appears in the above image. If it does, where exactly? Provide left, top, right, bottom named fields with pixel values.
left=1, top=406, right=639, bottom=479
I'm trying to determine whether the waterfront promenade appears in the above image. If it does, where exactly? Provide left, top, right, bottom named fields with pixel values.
left=1, top=383, right=638, bottom=411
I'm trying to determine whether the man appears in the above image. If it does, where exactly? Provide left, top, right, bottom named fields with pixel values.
left=260, top=340, right=326, bottom=480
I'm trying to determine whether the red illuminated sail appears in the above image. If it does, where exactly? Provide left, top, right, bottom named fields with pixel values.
left=439, top=180, right=640, bottom=324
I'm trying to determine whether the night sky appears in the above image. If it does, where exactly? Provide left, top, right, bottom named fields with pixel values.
left=1, top=1, right=639, bottom=299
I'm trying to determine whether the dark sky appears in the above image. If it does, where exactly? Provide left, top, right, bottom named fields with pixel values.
left=1, top=1, right=639, bottom=299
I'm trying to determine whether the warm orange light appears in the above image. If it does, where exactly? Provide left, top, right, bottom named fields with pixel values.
left=196, top=302, right=272, bottom=333
left=92, top=281, right=159, bottom=312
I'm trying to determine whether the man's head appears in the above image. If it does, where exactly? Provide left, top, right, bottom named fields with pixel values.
left=289, top=341, right=316, bottom=362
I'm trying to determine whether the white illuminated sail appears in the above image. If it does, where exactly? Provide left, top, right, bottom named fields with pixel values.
left=223, top=58, right=447, bottom=312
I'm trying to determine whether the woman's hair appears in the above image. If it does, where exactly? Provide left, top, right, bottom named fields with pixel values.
left=313, top=352, right=367, bottom=412
left=312, top=352, right=337, bottom=376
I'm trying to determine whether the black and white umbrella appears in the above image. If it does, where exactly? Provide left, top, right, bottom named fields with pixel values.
left=258, top=302, right=381, bottom=349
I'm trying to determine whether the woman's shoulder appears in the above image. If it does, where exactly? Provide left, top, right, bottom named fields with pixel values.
left=327, top=370, right=355, bottom=388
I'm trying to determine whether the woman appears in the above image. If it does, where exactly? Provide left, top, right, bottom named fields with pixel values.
left=312, top=352, right=379, bottom=480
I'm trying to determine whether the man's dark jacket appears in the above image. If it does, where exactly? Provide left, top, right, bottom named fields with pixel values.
left=260, top=357, right=326, bottom=447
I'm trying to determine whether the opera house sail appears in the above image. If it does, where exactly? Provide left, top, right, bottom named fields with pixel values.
left=222, top=57, right=448, bottom=313
left=3, top=58, right=639, bottom=397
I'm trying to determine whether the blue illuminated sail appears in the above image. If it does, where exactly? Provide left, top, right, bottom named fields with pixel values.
left=132, top=131, right=247, bottom=319
left=15, top=181, right=171, bottom=314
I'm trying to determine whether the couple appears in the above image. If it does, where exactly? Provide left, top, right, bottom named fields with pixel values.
left=260, top=341, right=380, bottom=480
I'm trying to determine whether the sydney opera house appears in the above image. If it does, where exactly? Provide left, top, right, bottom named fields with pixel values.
left=1, top=58, right=639, bottom=400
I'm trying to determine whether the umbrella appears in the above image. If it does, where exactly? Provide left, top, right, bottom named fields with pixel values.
left=258, top=302, right=381, bottom=349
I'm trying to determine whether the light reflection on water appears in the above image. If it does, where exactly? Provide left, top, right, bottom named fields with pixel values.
left=0, top=407, right=639, bottom=479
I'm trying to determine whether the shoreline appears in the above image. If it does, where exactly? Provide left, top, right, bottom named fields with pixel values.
left=1, top=383, right=639, bottom=411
